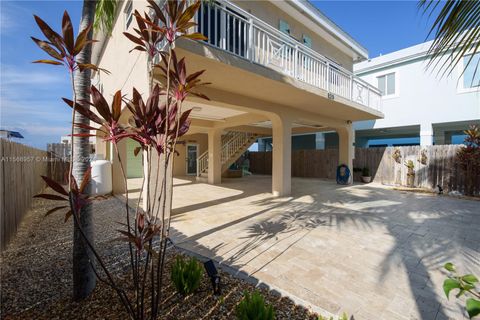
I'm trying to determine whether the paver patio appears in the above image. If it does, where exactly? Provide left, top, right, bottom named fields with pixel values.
left=166, top=175, right=479, bottom=320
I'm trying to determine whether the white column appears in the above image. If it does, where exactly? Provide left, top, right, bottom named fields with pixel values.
left=420, top=123, right=433, bottom=146
left=208, top=129, right=222, bottom=184
left=271, top=115, right=292, bottom=197
left=112, top=139, right=127, bottom=194
left=337, top=124, right=354, bottom=184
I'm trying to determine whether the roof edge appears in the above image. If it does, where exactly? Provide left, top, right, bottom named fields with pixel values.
left=293, top=0, right=369, bottom=60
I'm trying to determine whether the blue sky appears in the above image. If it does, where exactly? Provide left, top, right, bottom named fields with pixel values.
left=0, top=1, right=435, bottom=149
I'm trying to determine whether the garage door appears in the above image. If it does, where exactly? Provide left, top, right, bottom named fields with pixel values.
left=126, top=139, right=143, bottom=178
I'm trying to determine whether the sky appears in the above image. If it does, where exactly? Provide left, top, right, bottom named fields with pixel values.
left=0, top=0, right=436, bottom=150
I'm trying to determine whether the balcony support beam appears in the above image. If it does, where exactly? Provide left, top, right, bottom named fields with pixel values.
left=337, top=123, right=355, bottom=184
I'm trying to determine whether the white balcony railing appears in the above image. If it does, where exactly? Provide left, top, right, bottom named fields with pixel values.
left=194, top=0, right=382, bottom=112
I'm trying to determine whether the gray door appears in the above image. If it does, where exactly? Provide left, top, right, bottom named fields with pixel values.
left=186, top=144, right=198, bottom=175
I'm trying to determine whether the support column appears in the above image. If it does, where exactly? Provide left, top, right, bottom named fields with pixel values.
left=420, top=123, right=433, bottom=146
left=338, top=124, right=354, bottom=184
left=208, top=129, right=222, bottom=184
left=112, top=139, right=127, bottom=194
left=271, top=115, right=292, bottom=197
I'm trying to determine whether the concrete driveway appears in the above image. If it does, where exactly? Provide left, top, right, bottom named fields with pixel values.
left=169, top=175, right=479, bottom=320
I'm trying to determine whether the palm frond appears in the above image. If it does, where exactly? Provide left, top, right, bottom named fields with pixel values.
left=94, top=0, right=118, bottom=35
left=419, top=0, right=480, bottom=79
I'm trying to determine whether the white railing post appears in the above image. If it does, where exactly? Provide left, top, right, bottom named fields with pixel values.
left=326, top=62, right=330, bottom=93
left=190, top=0, right=382, bottom=110
left=350, top=75, right=353, bottom=101
left=196, top=158, right=199, bottom=177
left=367, top=86, right=370, bottom=107
left=247, top=18, right=253, bottom=61
left=293, top=45, right=298, bottom=79
left=220, top=5, right=226, bottom=50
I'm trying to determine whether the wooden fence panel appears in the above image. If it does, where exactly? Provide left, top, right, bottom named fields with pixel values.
left=0, top=139, right=68, bottom=250
left=249, top=144, right=478, bottom=196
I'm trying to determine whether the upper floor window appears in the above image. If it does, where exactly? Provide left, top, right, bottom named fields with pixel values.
left=463, top=53, right=480, bottom=89
left=377, top=72, right=396, bottom=96
left=124, top=1, right=133, bottom=30
left=302, top=35, right=312, bottom=48
left=279, top=20, right=290, bottom=35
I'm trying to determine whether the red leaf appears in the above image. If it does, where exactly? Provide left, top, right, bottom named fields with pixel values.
left=62, top=11, right=74, bottom=54
left=40, top=175, right=69, bottom=196
left=112, top=90, right=122, bottom=121
left=64, top=210, right=72, bottom=223
left=33, top=15, right=66, bottom=56
left=44, top=206, right=69, bottom=217
left=74, top=23, right=92, bottom=55
left=31, top=37, right=64, bottom=60
left=183, top=33, right=208, bottom=41
left=63, top=98, right=104, bottom=125
left=32, top=59, right=63, bottom=66
left=90, top=86, right=112, bottom=122
left=34, top=194, right=68, bottom=201
left=123, top=32, right=145, bottom=46
left=79, top=167, right=92, bottom=193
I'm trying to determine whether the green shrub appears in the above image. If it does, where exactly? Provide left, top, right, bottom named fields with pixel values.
left=171, top=256, right=204, bottom=296
left=442, top=262, right=479, bottom=319
left=236, top=291, right=274, bottom=320
left=318, top=312, right=349, bottom=320
left=362, top=167, right=370, bottom=176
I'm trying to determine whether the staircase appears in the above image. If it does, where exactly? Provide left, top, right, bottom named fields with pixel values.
left=196, top=131, right=259, bottom=179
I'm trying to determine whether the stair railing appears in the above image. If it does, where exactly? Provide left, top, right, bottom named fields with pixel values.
left=196, top=150, right=209, bottom=177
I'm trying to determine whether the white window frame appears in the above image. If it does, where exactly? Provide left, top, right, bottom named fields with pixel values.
left=124, top=1, right=133, bottom=30
left=376, top=69, right=399, bottom=99
left=457, top=50, right=480, bottom=94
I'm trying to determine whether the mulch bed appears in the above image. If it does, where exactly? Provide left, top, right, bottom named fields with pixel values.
left=1, top=195, right=320, bottom=319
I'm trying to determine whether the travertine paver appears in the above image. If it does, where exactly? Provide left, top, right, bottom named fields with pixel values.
left=167, top=175, right=480, bottom=320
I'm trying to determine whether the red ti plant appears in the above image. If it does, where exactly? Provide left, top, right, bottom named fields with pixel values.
left=457, top=125, right=480, bottom=196
left=33, top=1, right=210, bottom=319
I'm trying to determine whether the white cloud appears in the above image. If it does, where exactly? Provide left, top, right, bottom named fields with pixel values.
left=1, top=66, right=64, bottom=86
left=1, top=98, right=71, bottom=122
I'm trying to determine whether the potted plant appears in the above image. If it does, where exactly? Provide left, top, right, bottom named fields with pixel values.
left=361, top=167, right=371, bottom=183
left=405, top=160, right=415, bottom=187
left=352, top=167, right=362, bottom=182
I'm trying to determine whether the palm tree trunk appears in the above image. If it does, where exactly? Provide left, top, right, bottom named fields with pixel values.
left=72, top=0, right=97, bottom=301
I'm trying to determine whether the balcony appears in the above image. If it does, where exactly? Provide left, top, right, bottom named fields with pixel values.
left=193, top=0, right=382, bottom=112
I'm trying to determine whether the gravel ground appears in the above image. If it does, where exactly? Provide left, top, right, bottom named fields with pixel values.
left=1, top=194, right=320, bottom=319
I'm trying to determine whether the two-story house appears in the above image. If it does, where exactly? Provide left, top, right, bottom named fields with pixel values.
left=353, top=40, right=480, bottom=147
left=92, top=0, right=382, bottom=196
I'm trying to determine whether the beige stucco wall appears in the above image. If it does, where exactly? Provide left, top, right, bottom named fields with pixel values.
left=232, top=1, right=353, bottom=70
left=173, top=133, right=208, bottom=176
left=93, top=1, right=150, bottom=102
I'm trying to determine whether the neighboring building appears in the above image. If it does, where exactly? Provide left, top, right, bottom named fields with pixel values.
left=92, top=0, right=382, bottom=196
left=354, top=40, right=480, bottom=147
left=0, top=129, right=24, bottom=140
left=48, top=136, right=95, bottom=158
